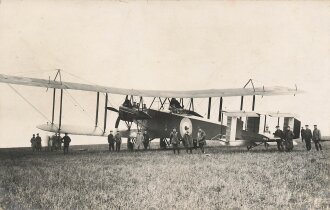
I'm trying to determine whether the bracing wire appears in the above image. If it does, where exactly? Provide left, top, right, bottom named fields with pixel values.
left=7, top=84, right=56, bottom=128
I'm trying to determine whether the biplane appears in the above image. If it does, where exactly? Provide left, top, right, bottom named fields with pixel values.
left=0, top=71, right=304, bottom=150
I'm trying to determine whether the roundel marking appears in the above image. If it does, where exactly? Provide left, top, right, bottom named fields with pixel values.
left=179, top=117, right=192, bottom=137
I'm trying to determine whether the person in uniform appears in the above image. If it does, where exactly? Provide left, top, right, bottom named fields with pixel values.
left=36, top=133, right=42, bottom=151
left=136, top=130, right=144, bottom=150
left=30, top=134, right=36, bottom=152
left=301, top=127, right=305, bottom=142
left=183, top=129, right=193, bottom=154
left=273, top=126, right=284, bottom=151
left=170, top=128, right=180, bottom=154
left=197, top=128, right=206, bottom=153
left=143, top=130, right=150, bottom=150
left=304, top=125, right=312, bottom=151
left=284, top=126, right=294, bottom=152
left=108, top=130, right=115, bottom=152
left=48, top=135, right=53, bottom=151
left=160, top=128, right=168, bottom=150
left=312, top=125, right=322, bottom=151
left=127, top=136, right=134, bottom=151
left=115, top=130, right=122, bottom=152
left=61, top=133, right=71, bottom=154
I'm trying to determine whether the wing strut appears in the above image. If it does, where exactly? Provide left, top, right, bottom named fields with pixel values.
left=218, top=97, right=223, bottom=122
left=103, top=93, right=108, bottom=134
left=58, top=89, right=63, bottom=132
left=51, top=88, right=56, bottom=124
left=207, top=97, right=212, bottom=119
left=95, top=92, right=100, bottom=127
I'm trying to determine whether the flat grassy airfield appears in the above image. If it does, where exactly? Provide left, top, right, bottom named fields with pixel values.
left=0, top=141, right=329, bottom=210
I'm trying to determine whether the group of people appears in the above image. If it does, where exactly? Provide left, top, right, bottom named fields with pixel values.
left=169, top=127, right=207, bottom=154
left=30, top=133, right=42, bottom=152
left=107, top=130, right=151, bottom=152
left=30, top=133, right=71, bottom=154
left=272, top=124, right=323, bottom=152
left=107, top=127, right=206, bottom=154
left=301, top=125, right=323, bottom=151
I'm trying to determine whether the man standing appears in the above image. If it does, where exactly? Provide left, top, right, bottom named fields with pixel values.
left=304, top=125, right=313, bottom=151
left=273, top=126, right=284, bottom=151
left=108, top=130, right=115, bottom=152
left=197, top=128, right=206, bottom=153
left=313, top=125, right=322, bottom=151
left=284, top=126, right=294, bottom=152
left=143, top=130, right=150, bottom=150
left=136, top=130, right=143, bottom=150
left=36, top=133, right=42, bottom=151
left=170, top=128, right=180, bottom=154
left=61, top=133, right=71, bottom=154
left=30, top=134, right=36, bottom=152
left=160, top=128, right=168, bottom=150
left=183, top=129, right=193, bottom=154
left=115, top=130, right=122, bottom=152
left=301, top=127, right=305, bottom=142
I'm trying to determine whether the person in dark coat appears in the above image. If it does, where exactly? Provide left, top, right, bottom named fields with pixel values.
left=108, top=130, right=115, bottom=152
left=284, top=126, right=294, bottom=152
left=170, top=128, right=180, bottom=154
left=301, top=127, right=305, bottom=142
left=61, top=133, right=71, bottom=154
left=273, top=126, right=284, bottom=151
left=30, top=134, right=36, bottom=152
left=183, top=129, right=193, bottom=154
left=35, top=133, right=42, bottom=151
left=197, top=128, right=206, bottom=153
left=127, top=136, right=134, bottom=152
left=312, top=125, right=322, bottom=151
left=143, top=130, right=150, bottom=150
left=304, top=125, right=313, bottom=151
left=160, top=128, right=168, bottom=150
left=115, top=131, right=122, bottom=152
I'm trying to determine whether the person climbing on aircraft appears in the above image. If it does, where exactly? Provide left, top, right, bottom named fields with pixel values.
left=61, top=133, right=71, bottom=154
left=312, top=125, right=322, bottom=151
left=183, top=128, right=193, bottom=154
left=197, top=127, right=206, bottom=153
left=108, top=130, right=115, bottom=152
left=304, top=125, right=312, bottom=151
left=30, top=134, right=36, bottom=152
left=284, top=126, right=294, bottom=152
left=273, top=126, right=284, bottom=151
left=115, top=130, right=122, bottom=152
left=36, top=133, right=42, bottom=151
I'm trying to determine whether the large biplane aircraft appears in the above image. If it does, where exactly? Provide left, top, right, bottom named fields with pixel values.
left=0, top=71, right=304, bottom=150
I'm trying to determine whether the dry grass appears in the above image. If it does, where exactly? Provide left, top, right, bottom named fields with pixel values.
left=0, top=142, right=329, bottom=210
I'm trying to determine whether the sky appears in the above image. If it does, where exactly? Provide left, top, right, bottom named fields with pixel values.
left=0, top=0, right=329, bottom=148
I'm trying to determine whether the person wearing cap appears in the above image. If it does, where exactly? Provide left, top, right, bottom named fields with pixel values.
left=283, top=126, right=294, bottom=151
left=300, top=127, right=305, bottom=142
left=136, top=130, right=144, bottom=150
left=273, top=126, right=284, bottom=151
left=312, top=125, right=322, bottom=151
left=36, top=133, right=42, bottom=151
left=304, top=125, right=313, bottom=151
left=143, top=130, right=150, bottom=150
left=30, top=134, right=37, bottom=152
left=160, top=127, right=168, bottom=150
left=264, top=126, right=271, bottom=134
left=61, top=133, right=71, bottom=154
left=183, top=128, right=193, bottom=154
left=108, top=130, right=115, bottom=152
left=115, top=130, right=122, bottom=152
left=170, top=128, right=180, bottom=154
left=197, top=128, right=207, bottom=153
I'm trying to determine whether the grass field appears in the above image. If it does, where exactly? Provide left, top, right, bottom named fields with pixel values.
left=0, top=141, right=329, bottom=210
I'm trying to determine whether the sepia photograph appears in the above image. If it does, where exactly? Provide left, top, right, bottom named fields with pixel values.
left=0, top=0, right=329, bottom=209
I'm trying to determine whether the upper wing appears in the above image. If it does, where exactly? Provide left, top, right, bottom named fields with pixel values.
left=0, top=74, right=303, bottom=98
